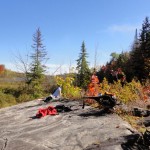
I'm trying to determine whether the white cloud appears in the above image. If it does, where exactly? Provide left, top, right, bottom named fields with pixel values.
left=107, top=24, right=140, bottom=33
left=46, top=63, right=77, bottom=75
left=4, top=62, right=77, bottom=75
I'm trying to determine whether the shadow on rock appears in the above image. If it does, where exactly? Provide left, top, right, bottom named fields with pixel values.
left=29, top=116, right=40, bottom=119
left=137, top=116, right=150, bottom=127
left=78, top=109, right=113, bottom=117
left=121, top=130, right=150, bottom=150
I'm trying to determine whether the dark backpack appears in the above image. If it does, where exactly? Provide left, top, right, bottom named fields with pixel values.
left=55, top=104, right=72, bottom=112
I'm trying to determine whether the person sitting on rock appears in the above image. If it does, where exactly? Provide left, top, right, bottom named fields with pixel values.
left=44, top=85, right=62, bottom=103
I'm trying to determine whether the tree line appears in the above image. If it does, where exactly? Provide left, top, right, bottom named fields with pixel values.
left=98, top=17, right=150, bottom=84
left=16, top=17, right=150, bottom=96
left=76, top=17, right=150, bottom=89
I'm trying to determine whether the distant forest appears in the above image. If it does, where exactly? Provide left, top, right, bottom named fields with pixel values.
left=97, top=17, right=150, bottom=83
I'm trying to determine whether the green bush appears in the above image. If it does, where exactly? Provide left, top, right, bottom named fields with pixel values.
left=99, top=79, right=142, bottom=104
left=0, top=91, right=16, bottom=108
left=17, top=93, right=33, bottom=103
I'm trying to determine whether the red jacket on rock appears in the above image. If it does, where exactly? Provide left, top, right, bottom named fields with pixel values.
left=36, top=106, right=57, bottom=118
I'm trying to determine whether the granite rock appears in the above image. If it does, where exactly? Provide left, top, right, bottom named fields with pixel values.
left=0, top=99, right=138, bottom=150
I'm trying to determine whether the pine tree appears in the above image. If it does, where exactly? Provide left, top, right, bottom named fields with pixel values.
left=27, top=28, right=48, bottom=97
left=130, top=29, right=141, bottom=80
left=131, top=17, right=150, bottom=81
left=76, top=41, right=91, bottom=89
left=138, top=17, right=150, bottom=80
left=143, top=18, right=150, bottom=79
left=131, top=29, right=138, bottom=50
left=145, top=32, right=150, bottom=79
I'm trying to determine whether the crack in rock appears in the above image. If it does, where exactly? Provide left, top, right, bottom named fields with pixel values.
left=1, top=138, right=8, bottom=150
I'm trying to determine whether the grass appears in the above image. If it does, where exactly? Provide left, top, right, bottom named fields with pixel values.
left=121, top=114, right=147, bottom=133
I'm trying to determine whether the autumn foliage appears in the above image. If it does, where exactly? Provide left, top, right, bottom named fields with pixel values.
left=55, top=75, right=81, bottom=99
left=0, top=65, right=5, bottom=74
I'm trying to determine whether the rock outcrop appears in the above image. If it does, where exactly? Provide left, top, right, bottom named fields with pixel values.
left=0, top=99, right=140, bottom=150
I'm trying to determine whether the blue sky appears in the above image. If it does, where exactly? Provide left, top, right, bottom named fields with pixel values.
left=0, top=0, right=150, bottom=74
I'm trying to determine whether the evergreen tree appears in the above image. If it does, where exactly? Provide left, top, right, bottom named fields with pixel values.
left=76, top=41, right=91, bottom=89
left=131, top=29, right=138, bottom=50
left=133, top=17, right=150, bottom=81
left=130, top=17, right=150, bottom=81
left=130, top=29, right=141, bottom=80
left=116, top=52, right=129, bottom=69
left=139, top=17, right=150, bottom=80
left=143, top=18, right=150, bottom=80
left=27, top=28, right=48, bottom=97
left=145, top=31, right=150, bottom=80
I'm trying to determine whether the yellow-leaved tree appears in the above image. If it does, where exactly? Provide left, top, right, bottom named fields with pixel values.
left=55, top=75, right=81, bottom=99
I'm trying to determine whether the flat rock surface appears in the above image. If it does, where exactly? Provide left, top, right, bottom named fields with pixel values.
left=0, top=99, right=137, bottom=150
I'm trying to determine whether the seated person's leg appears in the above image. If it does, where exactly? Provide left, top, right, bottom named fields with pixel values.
left=43, top=96, right=53, bottom=102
